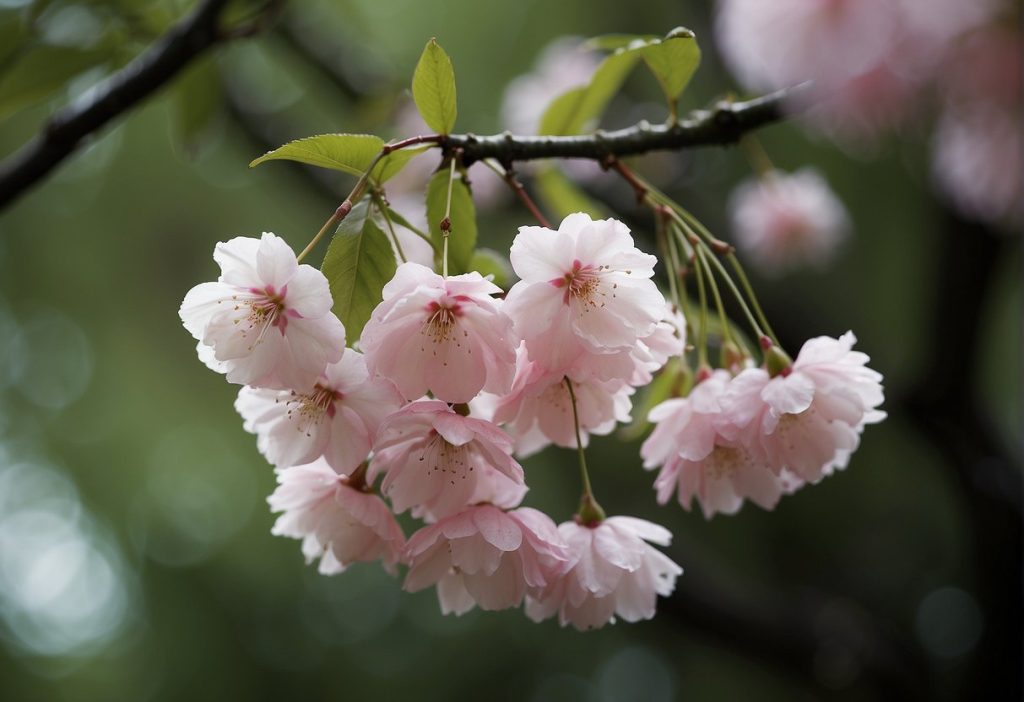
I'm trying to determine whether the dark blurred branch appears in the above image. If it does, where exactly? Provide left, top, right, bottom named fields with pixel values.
left=0, top=0, right=281, bottom=212
left=447, top=84, right=807, bottom=166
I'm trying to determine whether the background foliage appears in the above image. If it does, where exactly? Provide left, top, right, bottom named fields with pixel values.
left=0, top=0, right=1019, bottom=700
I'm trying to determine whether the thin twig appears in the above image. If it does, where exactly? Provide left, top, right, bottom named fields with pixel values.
left=0, top=0, right=281, bottom=211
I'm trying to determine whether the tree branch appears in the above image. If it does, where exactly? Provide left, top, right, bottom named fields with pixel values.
left=0, top=0, right=276, bottom=212
left=446, top=84, right=807, bottom=166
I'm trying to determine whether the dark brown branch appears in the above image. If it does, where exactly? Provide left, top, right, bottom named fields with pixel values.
left=0, top=0, right=275, bottom=212
left=446, top=84, right=807, bottom=166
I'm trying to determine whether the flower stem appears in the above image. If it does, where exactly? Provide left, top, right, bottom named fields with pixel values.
left=373, top=193, right=407, bottom=264
left=297, top=150, right=387, bottom=264
left=563, top=376, right=605, bottom=525
left=441, top=157, right=457, bottom=278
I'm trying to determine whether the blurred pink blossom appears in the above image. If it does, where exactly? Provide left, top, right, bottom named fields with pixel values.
left=729, top=168, right=850, bottom=276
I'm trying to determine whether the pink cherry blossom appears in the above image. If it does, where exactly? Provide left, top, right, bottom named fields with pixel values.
left=630, top=303, right=687, bottom=386
left=526, top=516, right=682, bottom=630
left=504, top=213, right=665, bottom=375
left=403, top=504, right=569, bottom=614
left=180, top=232, right=346, bottom=390
left=641, top=370, right=800, bottom=518
left=716, top=0, right=900, bottom=94
left=235, top=349, right=403, bottom=475
left=719, top=332, right=885, bottom=483
left=369, top=400, right=525, bottom=519
left=267, top=460, right=405, bottom=575
left=360, top=262, right=518, bottom=403
left=715, top=0, right=1001, bottom=141
left=492, top=345, right=633, bottom=458
left=932, top=26, right=1022, bottom=225
left=729, top=169, right=851, bottom=276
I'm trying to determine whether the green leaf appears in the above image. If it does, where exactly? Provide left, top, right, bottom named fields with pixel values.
left=535, top=166, right=611, bottom=220
left=640, top=28, right=701, bottom=105
left=321, top=199, right=397, bottom=345
left=469, top=249, right=513, bottom=289
left=538, top=48, right=641, bottom=136
left=0, top=44, right=110, bottom=121
left=584, top=33, right=658, bottom=51
left=412, top=38, right=457, bottom=134
left=372, top=145, right=430, bottom=183
left=249, top=134, right=385, bottom=176
left=426, top=170, right=476, bottom=274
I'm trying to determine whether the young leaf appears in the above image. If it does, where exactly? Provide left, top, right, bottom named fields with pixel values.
left=469, top=249, right=513, bottom=289
left=584, top=33, right=659, bottom=51
left=640, top=28, right=701, bottom=105
left=412, top=38, right=457, bottom=134
left=538, top=48, right=641, bottom=136
left=249, top=134, right=384, bottom=175
left=426, top=170, right=477, bottom=274
left=321, top=199, right=397, bottom=345
left=535, top=166, right=611, bottom=220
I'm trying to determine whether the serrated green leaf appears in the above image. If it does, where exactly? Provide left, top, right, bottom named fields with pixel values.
left=535, top=166, right=611, bottom=220
left=412, top=38, right=457, bottom=134
left=426, top=170, right=476, bottom=274
left=538, top=48, right=641, bottom=136
left=372, top=145, right=430, bottom=183
left=0, top=44, right=110, bottom=121
left=469, top=249, right=513, bottom=289
left=249, top=133, right=385, bottom=175
left=640, top=30, right=701, bottom=104
left=321, top=199, right=397, bottom=345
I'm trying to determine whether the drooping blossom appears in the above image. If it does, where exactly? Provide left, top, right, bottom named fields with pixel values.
left=235, top=350, right=403, bottom=475
left=630, top=303, right=687, bottom=386
left=719, top=332, right=885, bottom=483
left=729, top=169, right=851, bottom=276
left=932, top=26, right=1022, bottom=225
left=714, top=0, right=1002, bottom=141
left=492, top=345, right=633, bottom=458
left=526, top=516, right=682, bottom=630
left=716, top=0, right=900, bottom=95
left=267, top=460, right=405, bottom=574
left=369, top=400, right=525, bottom=519
left=360, top=262, right=518, bottom=403
left=403, top=504, right=569, bottom=614
left=180, top=232, right=346, bottom=390
left=504, top=213, right=665, bottom=375
left=641, top=370, right=799, bottom=518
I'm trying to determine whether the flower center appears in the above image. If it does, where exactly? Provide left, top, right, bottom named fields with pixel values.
left=422, top=298, right=464, bottom=345
left=551, top=259, right=607, bottom=307
left=286, top=383, right=341, bottom=435
left=420, top=430, right=474, bottom=485
left=233, top=284, right=290, bottom=349
left=705, top=445, right=751, bottom=480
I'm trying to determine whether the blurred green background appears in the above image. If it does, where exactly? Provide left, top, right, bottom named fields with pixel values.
left=0, top=0, right=1020, bottom=700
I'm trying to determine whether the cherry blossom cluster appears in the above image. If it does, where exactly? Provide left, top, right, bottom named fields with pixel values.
left=179, top=208, right=885, bottom=629
left=716, top=0, right=1021, bottom=226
